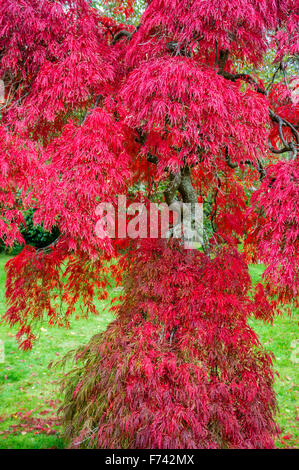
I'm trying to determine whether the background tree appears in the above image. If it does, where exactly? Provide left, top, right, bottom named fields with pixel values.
left=0, top=0, right=298, bottom=448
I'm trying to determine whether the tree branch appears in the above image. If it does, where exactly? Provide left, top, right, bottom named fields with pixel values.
left=112, top=30, right=133, bottom=45
left=224, top=147, right=266, bottom=180
left=217, top=49, right=229, bottom=74
left=217, top=53, right=298, bottom=159
left=146, top=153, right=158, bottom=164
left=218, top=71, right=267, bottom=95
left=224, top=147, right=238, bottom=168
left=81, top=95, right=102, bottom=126
left=269, top=109, right=299, bottom=145
left=166, top=41, right=191, bottom=57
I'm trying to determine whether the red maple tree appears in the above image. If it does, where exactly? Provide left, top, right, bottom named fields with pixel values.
left=0, top=0, right=298, bottom=448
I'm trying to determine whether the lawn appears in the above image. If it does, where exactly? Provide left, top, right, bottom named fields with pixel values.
left=0, top=253, right=298, bottom=449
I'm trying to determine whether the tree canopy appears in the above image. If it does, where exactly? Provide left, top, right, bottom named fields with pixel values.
left=0, top=0, right=298, bottom=448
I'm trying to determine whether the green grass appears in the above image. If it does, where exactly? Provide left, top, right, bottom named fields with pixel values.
left=248, top=264, right=299, bottom=448
left=0, top=254, right=298, bottom=448
left=0, top=253, right=115, bottom=449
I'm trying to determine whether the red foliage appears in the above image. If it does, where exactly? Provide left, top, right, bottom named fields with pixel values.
left=0, top=1, right=115, bottom=135
left=4, top=241, right=116, bottom=349
left=245, top=159, right=299, bottom=306
left=126, top=0, right=284, bottom=67
left=0, top=126, right=43, bottom=246
left=0, top=0, right=298, bottom=449
left=121, top=57, right=269, bottom=173
left=1, top=402, right=62, bottom=438
left=61, top=239, right=278, bottom=449
left=6, top=411, right=60, bottom=437
left=274, top=1, right=299, bottom=62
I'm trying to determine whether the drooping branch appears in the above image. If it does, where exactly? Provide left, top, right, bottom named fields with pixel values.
left=266, top=63, right=282, bottom=91
left=213, top=41, right=298, bottom=161
left=81, top=95, right=102, bottom=126
left=218, top=71, right=267, bottom=95
left=224, top=147, right=266, bottom=180
left=268, top=141, right=290, bottom=154
left=215, top=46, right=265, bottom=95
left=112, top=30, right=133, bottom=45
left=36, top=234, right=63, bottom=254
left=166, top=41, right=191, bottom=57
left=146, top=153, right=158, bottom=164
left=99, top=20, right=115, bottom=41
left=218, top=63, right=298, bottom=159
left=219, top=83, right=297, bottom=162
left=268, top=110, right=299, bottom=160
left=224, top=147, right=238, bottom=169
left=269, top=109, right=299, bottom=146
left=289, top=141, right=298, bottom=160
left=256, top=159, right=266, bottom=180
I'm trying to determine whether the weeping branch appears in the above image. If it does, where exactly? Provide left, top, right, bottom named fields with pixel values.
left=224, top=148, right=238, bottom=169
left=36, top=234, right=63, bottom=254
left=266, top=63, right=282, bottom=91
left=166, top=41, right=191, bottom=57
left=269, top=109, right=299, bottom=145
left=81, top=95, right=102, bottom=126
left=215, top=48, right=298, bottom=160
left=224, top=147, right=266, bottom=180
left=218, top=71, right=267, bottom=95
left=112, top=30, right=133, bottom=45
left=219, top=73, right=298, bottom=159
left=99, top=21, right=115, bottom=41
left=268, top=110, right=299, bottom=160
left=268, top=141, right=290, bottom=154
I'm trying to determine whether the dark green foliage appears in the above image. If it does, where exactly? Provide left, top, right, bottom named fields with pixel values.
left=20, top=209, right=60, bottom=249
left=1, top=209, right=60, bottom=255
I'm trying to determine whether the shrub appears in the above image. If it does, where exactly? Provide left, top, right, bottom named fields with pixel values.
left=1, top=209, right=60, bottom=255
left=59, top=239, right=278, bottom=449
